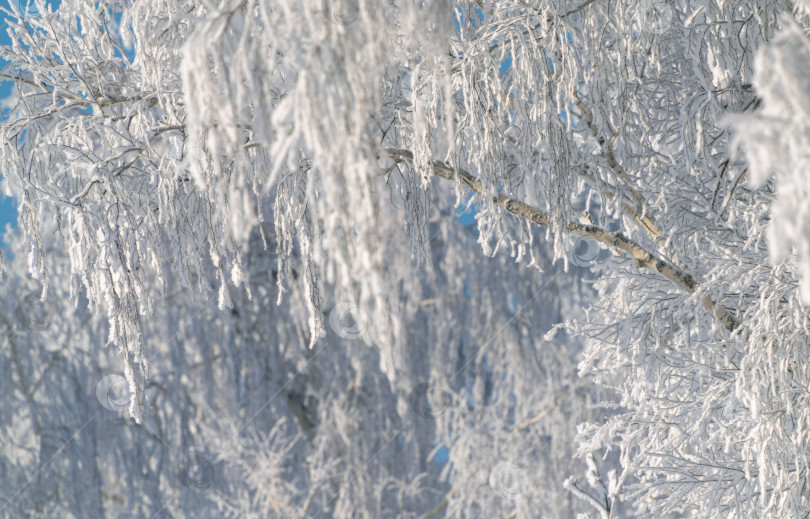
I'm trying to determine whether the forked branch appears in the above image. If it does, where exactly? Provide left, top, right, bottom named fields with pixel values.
left=386, top=148, right=738, bottom=332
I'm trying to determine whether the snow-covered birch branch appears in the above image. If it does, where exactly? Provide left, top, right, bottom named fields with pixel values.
left=386, top=147, right=739, bottom=332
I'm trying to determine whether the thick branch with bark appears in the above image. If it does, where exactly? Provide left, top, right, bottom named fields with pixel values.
left=386, top=148, right=739, bottom=332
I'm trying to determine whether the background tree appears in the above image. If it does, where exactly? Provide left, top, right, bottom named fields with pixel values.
left=1, top=0, right=809, bottom=517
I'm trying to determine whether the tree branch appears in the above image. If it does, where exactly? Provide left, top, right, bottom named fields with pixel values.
left=571, top=94, right=661, bottom=240
left=564, top=478, right=610, bottom=519
left=386, top=148, right=738, bottom=332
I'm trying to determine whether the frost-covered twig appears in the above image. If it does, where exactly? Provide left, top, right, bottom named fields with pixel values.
left=571, top=94, right=661, bottom=240
left=563, top=477, right=610, bottom=519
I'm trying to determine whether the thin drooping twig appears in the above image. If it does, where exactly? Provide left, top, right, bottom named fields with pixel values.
left=719, top=169, right=748, bottom=221
left=386, top=148, right=739, bottom=332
